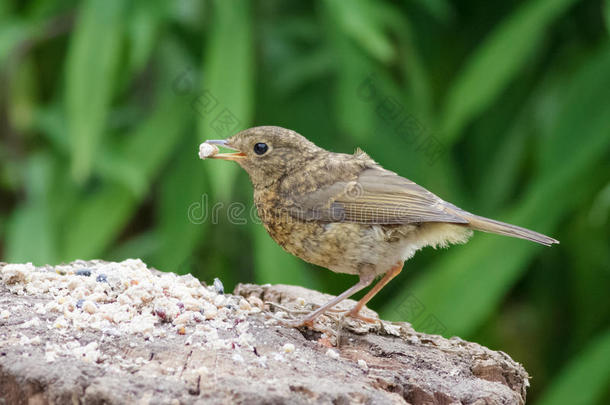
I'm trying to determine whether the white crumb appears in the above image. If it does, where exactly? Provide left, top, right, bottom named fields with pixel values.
left=73, top=341, right=100, bottom=363
left=1, top=263, right=34, bottom=284
left=45, top=350, right=57, bottom=362
left=383, top=323, right=401, bottom=336
left=20, top=317, right=40, bottom=328
left=82, top=300, right=97, bottom=314
left=198, top=142, right=219, bottom=160
left=247, top=295, right=263, bottom=309
left=282, top=343, right=295, bottom=353
left=326, top=349, right=340, bottom=359
left=239, top=298, right=252, bottom=311
left=357, top=359, right=368, bottom=371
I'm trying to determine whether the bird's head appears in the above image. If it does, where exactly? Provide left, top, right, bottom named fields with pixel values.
left=204, top=126, right=322, bottom=188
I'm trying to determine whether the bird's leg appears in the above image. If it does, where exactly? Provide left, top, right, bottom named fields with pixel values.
left=347, top=262, right=404, bottom=323
left=292, top=274, right=376, bottom=328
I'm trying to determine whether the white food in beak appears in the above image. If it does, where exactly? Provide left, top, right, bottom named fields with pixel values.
left=199, top=142, right=219, bottom=160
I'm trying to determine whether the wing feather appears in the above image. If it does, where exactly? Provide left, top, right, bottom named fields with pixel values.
left=287, top=168, right=468, bottom=225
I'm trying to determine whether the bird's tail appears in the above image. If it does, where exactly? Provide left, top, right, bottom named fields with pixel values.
left=448, top=208, right=559, bottom=246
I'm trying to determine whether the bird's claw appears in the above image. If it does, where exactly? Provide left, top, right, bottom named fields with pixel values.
left=284, top=319, right=315, bottom=329
left=346, top=310, right=379, bottom=324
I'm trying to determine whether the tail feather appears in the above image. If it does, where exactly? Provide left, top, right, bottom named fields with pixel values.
left=463, top=213, right=559, bottom=246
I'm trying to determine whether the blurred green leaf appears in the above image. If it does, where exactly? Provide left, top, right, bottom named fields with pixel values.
left=8, top=57, right=37, bottom=133
left=121, top=45, right=196, bottom=180
left=382, top=9, right=433, bottom=120
left=323, top=0, right=408, bottom=142
left=324, top=0, right=394, bottom=63
left=62, top=40, right=194, bottom=261
left=168, top=0, right=205, bottom=29
left=34, top=102, right=69, bottom=152
left=5, top=153, right=57, bottom=264
left=537, top=329, right=610, bottom=405
left=152, top=136, right=210, bottom=273
left=126, top=0, right=166, bottom=75
left=538, top=47, right=610, bottom=176
left=477, top=126, right=527, bottom=212
left=273, top=47, right=333, bottom=93
left=327, top=34, right=377, bottom=141
left=94, top=148, right=148, bottom=198
left=0, top=20, right=32, bottom=66
left=0, top=2, right=11, bottom=17
left=566, top=185, right=610, bottom=348
left=108, top=231, right=159, bottom=263
left=65, top=0, right=125, bottom=182
left=0, top=214, right=5, bottom=238
left=6, top=206, right=55, bottom=264
left=605, top=0, right=610, bottom=36
left=476, top=58, right=567, bottom=212
left=441, top=0, right=580, bottom=143
left=61, top=185, right=134, bottom=261
left=407, top=0, right=454, bottom=22
left=381, top=45, right=610, bottom=337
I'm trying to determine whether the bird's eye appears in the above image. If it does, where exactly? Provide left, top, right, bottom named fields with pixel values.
left=253, top=142, right=268, bottom=155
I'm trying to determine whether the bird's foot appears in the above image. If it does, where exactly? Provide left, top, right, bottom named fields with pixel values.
left=296, top=318, right=315, bottom=328
left=282, top=318, right=314, bottom=328
left=268, top=314, right=315, bottom=329
left=346, top=309, right=379, bottom=324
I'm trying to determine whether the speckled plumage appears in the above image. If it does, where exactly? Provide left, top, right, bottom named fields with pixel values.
left=203, top=126, right=558, bottom=326
left=254, top=184, right=471, bottom=278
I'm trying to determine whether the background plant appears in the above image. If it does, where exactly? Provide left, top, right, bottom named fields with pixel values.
left=1, top=0, right=609, bottom=402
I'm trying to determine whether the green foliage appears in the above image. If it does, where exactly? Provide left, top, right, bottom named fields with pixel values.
left=441, top=0, right=582, bottom=143
left=538, top=329, right=610, bottom=405
left=605, top=0, right=610, bottom=34
left=1, top=1, right=609, bottom=402
left=65, top=0, right=126, bottom=182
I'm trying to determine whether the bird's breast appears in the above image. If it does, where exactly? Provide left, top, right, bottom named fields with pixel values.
left=252, top=187, right=422, bottom=275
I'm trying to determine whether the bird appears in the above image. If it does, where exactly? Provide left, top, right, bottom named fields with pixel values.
left=201, top=126, right=558, bottom=326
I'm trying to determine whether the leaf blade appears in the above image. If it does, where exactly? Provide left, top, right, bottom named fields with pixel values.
left=65, top=0, right=125, bottom=181
left=440, top=0, right=581, bottom=143
left=537, top=329, right=610, bottom=405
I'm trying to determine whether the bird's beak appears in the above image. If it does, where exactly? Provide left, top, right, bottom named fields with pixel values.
left=205, top=139, right=246, bottom=161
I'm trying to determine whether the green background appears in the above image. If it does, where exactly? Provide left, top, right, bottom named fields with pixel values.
left=1, top=0, right=610, bottom=402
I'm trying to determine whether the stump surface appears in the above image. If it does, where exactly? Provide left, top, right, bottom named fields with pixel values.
left=0, top=260, right=528, bottom=404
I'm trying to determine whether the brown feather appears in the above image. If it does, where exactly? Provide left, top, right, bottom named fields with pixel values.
left=288, top=167, right=469, bottom=225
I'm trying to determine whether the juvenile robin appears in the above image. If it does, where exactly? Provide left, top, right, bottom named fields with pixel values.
left=201, top=126, right=558, bottom=326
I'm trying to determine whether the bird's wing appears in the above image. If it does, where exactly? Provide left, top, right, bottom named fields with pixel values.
left=287, top=168, right=469, bottom=225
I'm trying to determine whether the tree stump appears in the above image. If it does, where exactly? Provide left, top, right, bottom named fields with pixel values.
left=0, top=260, right=529, bottom=404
